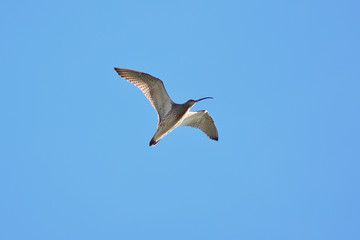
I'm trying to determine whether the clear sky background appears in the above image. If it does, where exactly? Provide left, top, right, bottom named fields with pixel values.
left=1, top=0, right=359, bottom=239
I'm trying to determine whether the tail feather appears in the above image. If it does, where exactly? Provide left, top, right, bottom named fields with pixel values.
left=149, top=138, right=158, bottom=146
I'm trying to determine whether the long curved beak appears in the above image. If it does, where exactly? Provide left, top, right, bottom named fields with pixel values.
left=195, top=97, right=213, bottom=102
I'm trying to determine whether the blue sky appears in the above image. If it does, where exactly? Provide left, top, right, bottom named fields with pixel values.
left=1, top=0, right=359, bottom=239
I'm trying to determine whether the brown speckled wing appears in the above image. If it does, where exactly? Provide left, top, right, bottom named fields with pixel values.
left=180, top=110, right=218, bottom=141
left=114, top=68, right=173, bottom=121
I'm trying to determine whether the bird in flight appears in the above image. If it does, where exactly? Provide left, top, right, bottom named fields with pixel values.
left=114, top=68, right=218, bottom=146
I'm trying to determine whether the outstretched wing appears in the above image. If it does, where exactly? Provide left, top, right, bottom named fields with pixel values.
left=114, top=68, right=173, bottom=121
left=180, top=110, right=218, bottom=141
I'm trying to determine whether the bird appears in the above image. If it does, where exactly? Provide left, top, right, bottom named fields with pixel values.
left=114, top=68, right=218, bottom=146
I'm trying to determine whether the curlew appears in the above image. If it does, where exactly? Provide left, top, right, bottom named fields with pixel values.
left=114, top=68, right=218, bottom=146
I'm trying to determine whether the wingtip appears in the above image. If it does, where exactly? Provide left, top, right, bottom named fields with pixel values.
left=114, top=67, right=123, bottom=75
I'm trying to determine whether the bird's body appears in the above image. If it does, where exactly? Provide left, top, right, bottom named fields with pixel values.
left=150, top=103, right=191, bottom=146
left=114, top=68, right=218, bottom=146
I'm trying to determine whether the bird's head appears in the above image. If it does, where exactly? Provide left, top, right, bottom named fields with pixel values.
left=186, top=97, right=213, bottom=108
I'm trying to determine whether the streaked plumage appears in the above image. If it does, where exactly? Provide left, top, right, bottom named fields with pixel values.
left=114, top=68, right=218, bottom=146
